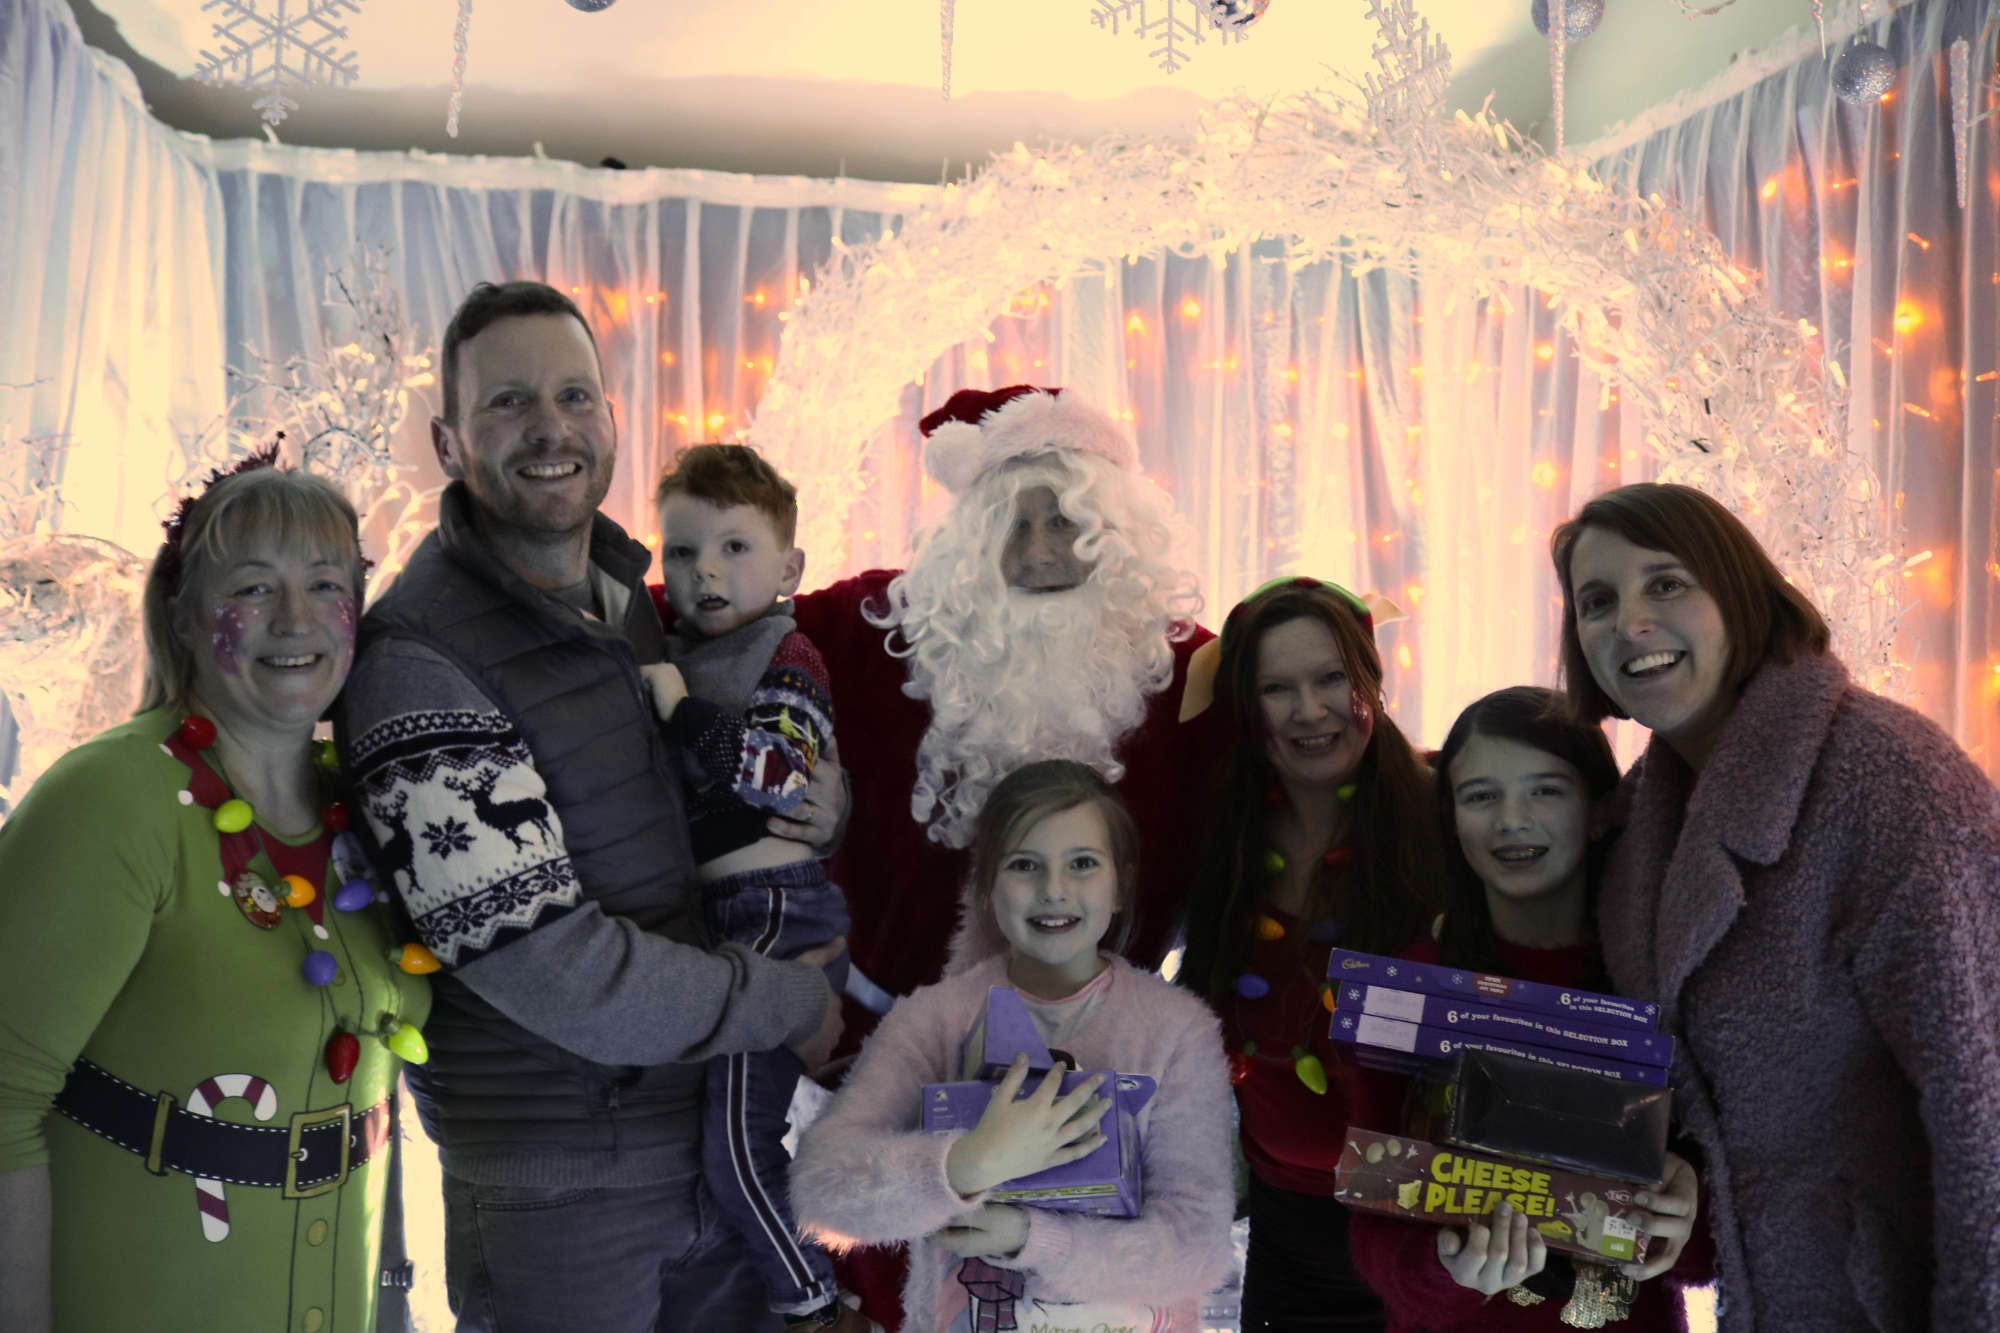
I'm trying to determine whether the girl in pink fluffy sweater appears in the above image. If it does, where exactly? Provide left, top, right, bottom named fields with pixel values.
left=790, top=760, right=1236, bottom=1333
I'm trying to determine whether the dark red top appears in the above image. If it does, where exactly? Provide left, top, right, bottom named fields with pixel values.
left=1345, top=934, right=1709, bottom=1332
left=709, top=571, right=1216, bottom=1054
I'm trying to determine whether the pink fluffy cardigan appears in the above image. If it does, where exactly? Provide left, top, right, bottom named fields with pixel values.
left=789, top=953, right=1236, bottom=1331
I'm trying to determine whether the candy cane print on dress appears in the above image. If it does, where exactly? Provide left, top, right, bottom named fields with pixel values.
left=184, top=1072, right=279, bottom=1241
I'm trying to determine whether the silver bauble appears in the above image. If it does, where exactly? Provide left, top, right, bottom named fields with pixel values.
left=1531, top=0, right=1605, bottom=43
left=1200, top=0, right=1270, bottom=30
left=1832, top=42, right=1897, bottom=105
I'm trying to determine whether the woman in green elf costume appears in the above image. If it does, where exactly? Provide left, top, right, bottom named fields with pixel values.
left=0, top=453, right=432, bottom=1332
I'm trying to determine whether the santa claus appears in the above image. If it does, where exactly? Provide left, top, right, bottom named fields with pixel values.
left=791, top=384, right=1214, bottom=1035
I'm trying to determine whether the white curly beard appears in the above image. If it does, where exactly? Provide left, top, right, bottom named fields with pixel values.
left=904, top=579, right=1169, bottom=848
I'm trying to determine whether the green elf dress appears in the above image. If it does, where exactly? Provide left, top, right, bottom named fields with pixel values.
left=0, top=708, right=431, bottom=1333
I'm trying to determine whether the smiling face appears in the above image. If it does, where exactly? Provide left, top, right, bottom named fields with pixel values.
left=433, top=312, right=615, bottom=556
left=1255, top=616, right=1374, bottom=794
left=656, top=496, right=803, bottom=639
left=180, top=534, right=359, bottom=743
left=999, top=485, right=1095, bottom=594
left=1450, top=732, right=1593, bottom=915
left=990, top=801, right=1121, bottom=999
left=1567, top=525, right=1733, bottom=766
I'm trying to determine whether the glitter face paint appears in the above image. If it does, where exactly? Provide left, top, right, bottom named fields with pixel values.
left=210, top=602, right=249, bottom=676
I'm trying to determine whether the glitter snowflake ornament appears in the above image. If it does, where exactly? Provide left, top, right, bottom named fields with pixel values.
left=194, top=0, right=364, bottom=125
left=1091, top=0, right=1250, bottom=75
left=1200, top=0, right=1271, bottom=30
left=1832, top=41, right=1897, bottom=105
left=1531, top=0, right=1603, bottom=44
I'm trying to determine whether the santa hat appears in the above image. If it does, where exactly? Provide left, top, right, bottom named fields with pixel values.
left=918, top=385, right=1139, bottom=494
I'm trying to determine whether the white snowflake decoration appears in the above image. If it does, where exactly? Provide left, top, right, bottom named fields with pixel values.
left=194, top=0, right=364, bottom=126
left=1090, top=0, right=1248, bottom=75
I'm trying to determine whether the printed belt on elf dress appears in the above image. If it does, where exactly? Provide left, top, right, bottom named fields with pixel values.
left=51, top=1057, right=390, bottom=1199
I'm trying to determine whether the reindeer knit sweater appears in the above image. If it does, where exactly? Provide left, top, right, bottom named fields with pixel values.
left=335, top=484, right=827, bottom=1186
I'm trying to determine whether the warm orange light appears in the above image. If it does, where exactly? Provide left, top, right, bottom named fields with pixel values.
left=1535, top=343, right=1555, bottom=362
left=1531, top=461, right=1559, bottom=490
left=660, top=351, right=676, bottom=366
left=1906, top=232, right=1930, bottom=251
left=1893, top=302, right=1924, bottom=334
left=1395, top=644, right=1413, bottom=670
left=1180, top=298, right=1202, bottom=321
left=1126, top=312, right=1147, bottom=334
left=706, top=412, right=726, bottom=429
left=750, top=289, right=768, bottom=307
left=1405, top=584, right=1425, bottom=607
left=1759, top=177, right=1781, bottom=201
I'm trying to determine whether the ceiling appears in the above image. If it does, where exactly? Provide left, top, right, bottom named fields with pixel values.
left=71, top=0, right=1813, bottom=181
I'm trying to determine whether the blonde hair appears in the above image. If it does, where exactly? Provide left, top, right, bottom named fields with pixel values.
left=137, top=467, right=364, bottom=714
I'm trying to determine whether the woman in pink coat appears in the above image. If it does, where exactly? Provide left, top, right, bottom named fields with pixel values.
left=1552, top=483, right=2000, bottom=1332
left=790, top=761, right=1235, bottom=1332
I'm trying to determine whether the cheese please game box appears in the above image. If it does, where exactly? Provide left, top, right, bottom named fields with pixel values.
left=1328, top=948, right=1661, bottom=1033
left=922, top=986, right=1155, bottom=1216
left=1334, top=1128, right=1655, bottom=1264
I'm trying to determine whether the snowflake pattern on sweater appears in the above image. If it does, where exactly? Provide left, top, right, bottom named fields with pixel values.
left=346, top=707, right=580, bottom=967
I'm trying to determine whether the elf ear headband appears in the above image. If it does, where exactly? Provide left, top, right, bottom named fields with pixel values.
left=1178, top=576, right=1405, bottom=723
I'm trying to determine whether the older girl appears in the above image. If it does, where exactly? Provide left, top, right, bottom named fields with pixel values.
left=1347, top=686, right=1702, bottom=1329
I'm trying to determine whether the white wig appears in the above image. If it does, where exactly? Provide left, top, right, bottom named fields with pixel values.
left=868, top=450, right=1202, bottom=847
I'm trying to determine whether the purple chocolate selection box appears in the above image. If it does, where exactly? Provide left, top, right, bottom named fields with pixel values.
left=921, top=1070, right=1156, bottom=1216
left=1327, top=948, right=1661, bottom=1032
left=1328, top=1009, right=1669, bottom=1087
left=1334, top=982, right=1675, bottom=1067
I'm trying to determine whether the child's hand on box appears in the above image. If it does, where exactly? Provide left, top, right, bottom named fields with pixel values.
left=639, top=662, right=688, bottom=721
left=944, top=1053, right=1108, bottom=1197
left=1621, top=1150, right=1699, bottom=1281
left=1436, top=1200, right=1548, bottom=1295
left=932, top=1204, right=1029, bottom=1260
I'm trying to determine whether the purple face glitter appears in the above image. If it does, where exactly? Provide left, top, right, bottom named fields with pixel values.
left=211, top=603, right=248, bottom=676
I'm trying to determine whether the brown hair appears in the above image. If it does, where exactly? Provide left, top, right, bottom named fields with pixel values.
left=438, top=280, right=600, bottom=427
left=1550, top=482, right=1831, bottom=724
left=653, top=443, right=800, bottom=547
left=968, top=760, right=1139, bottom=956
left=1178, top=582, right=1440, bottom=1011
left=1434, top=686, right=1621, bottom=975
left=138, top=467, right=364, bottom=714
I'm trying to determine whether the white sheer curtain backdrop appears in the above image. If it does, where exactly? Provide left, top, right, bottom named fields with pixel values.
left=1590, top=0, right=1998, bottom=776
left=5, top=0, right=1995, bottom=784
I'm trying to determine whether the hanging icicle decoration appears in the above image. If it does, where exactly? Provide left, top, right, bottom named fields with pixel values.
left=1951, top=38, right=1970, bottom=210
left=940, top=0, right=956, bottom=99
left=1548, top=0, right=1567, bottom=155
left=446, top=0, right=473, bottom=137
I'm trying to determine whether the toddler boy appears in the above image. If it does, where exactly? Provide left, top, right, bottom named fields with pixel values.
left=642, top=444, right=868, bottom=1333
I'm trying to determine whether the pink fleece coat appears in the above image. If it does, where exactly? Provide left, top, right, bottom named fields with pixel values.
left=1598, top=652, right=2000, bottom=1332
left=789, top=953, right=1235, bottom=1331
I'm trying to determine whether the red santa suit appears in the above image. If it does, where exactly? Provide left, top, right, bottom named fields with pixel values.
left=791, top=571, right=1214, bottom=1042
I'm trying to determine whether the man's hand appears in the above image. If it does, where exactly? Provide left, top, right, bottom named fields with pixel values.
left=639, top=662, right=687, bottom=722
left=785, top=937, right=848, bottom=1073
left=1435, top=1201, right=1547, bottom=1296
left=1622, top=1150, right=1699, bottom=1281
left=931, top=1204, right=1030, bottom=1260
left=766, top=736, right=847, bottom=854
left=944, top=1054, right=1108, bottom=1197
